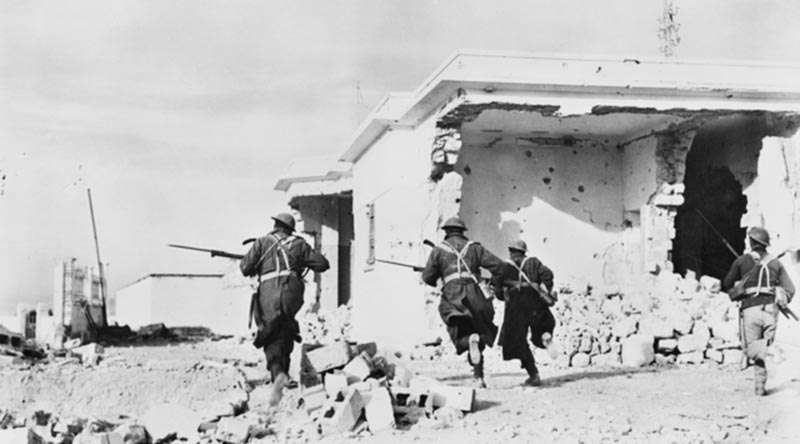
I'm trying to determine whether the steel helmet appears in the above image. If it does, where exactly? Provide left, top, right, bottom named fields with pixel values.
left=748, top=226, right=770, bottom=247
left=508, top=239, right=528, bottom=253
left=272, top=213, right=296, bottom=231
left=441, top=217, right=467, bottom=231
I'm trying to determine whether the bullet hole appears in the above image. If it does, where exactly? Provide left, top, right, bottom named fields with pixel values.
left=512, top=185, right=517, bottom=190
left=572, top=197, right=580, bottom=202
left=542, top=237, right=548, bottom=244
left=548, top=187, right=552, bottom=190
left=604, top=139, right=610, bottom=144
left=623, top=219, right=633, bottom=228
left=572, top=150, right=578, bottom=155
left=474, top=211, right=479, bottom=215
left=455, top=198, right=461, bottom=203
left=578, top=185, right=585, bottom=192
left=604, top=162, right=608, bottom=169
left=463, top=165, right=471, bottom=175
left=548, top=167, right=555, bottom=173
left=593, top=253, right=600, bottom=259
left=517, top=207, right=521, bottom=211
left=596, top=66, right=602, bottom=73
left=525, top=150, right=532, bottom=158
left=543, top=177, right=551, bottom=185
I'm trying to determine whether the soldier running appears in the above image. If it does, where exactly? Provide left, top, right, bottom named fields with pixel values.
left=421, top=217, right=506, bottom=388
left=494, top=240, right=558, bottom=386
left=240, top=213, right=330, bottom=406
left=722, top=226, right=794, bottom=396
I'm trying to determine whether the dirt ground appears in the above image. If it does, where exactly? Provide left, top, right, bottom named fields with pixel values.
left=2, top=332, right=799, bottom=444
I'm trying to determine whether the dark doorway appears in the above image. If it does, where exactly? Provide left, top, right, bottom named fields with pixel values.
left=672, top=117, right=759, bottom=279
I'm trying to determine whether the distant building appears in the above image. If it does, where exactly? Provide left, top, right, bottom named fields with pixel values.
left=113, top=271, right=251, bottom=335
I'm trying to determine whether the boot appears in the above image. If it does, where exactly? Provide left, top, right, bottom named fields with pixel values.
left=472, top=359, right=487, bottom=389
left=269, top=372, right=289, bottom=407
left=522, top=358, right=542, bottom=387
left=753, top=361, right=767, bottom=396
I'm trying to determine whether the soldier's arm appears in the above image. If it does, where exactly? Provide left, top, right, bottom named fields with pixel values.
left=421, top=250, right=441, bottom=287
left=240, top=237, right=266, bottom=277
left=722, top=256, right=743, bottom=291
left=777, top=262, right=795, bottom=302
left=299, top=241, right=330, bottom=273
left=531, top=258, right=555, bottom=293
left=476, top=243, right=506, bottom=276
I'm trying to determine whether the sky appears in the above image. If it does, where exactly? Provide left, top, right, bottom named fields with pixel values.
left=2, top=0, right=800, bottom=315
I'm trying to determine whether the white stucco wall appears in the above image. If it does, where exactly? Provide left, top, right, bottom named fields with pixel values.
left=457, top=137, right=625, bottom=289
left=622, top=136, right=658, bottom=212
left=115, top=273, right=251, bottom=335
left=349, top=121, right=436, bottom=347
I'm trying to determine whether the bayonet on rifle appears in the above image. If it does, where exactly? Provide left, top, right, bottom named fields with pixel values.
left=168, top=244, right=244, bottom=260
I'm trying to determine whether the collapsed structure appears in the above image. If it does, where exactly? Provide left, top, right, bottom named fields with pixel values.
left=277, top=51, right=800, bottom=349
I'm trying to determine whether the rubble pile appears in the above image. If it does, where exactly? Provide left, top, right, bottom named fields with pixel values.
left=298, top=304, right=352, bottom=345
left=552, top=272, right=745, bottom=368
left=1, top=338, right=476, bottom=443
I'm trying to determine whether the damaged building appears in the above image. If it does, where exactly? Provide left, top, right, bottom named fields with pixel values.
left=277, top=51, right=800, bottom=347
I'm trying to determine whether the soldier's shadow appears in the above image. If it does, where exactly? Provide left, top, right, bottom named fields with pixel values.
left=542, top=367, right=657, bottom=388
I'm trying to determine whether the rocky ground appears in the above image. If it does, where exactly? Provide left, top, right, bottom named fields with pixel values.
left=1, top=330, right=799, bottom=444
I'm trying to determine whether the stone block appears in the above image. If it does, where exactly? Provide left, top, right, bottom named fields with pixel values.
left=392, top=365, right=414, bottom=387
left=364, top=387, right=395, bottom=432
left=112, top=423, right=148, bottom=444
left=324, top=371, right=349, bottom=398
left=0, top=410, right=13, bottom=429
left=612, top=318, right=638, bottom=339
left=301, top=384, right=327, bottom=414
left=73, top=343, right=104, bottom=365
left=306, top=342, right=352, bottom=373
left=353, top=342, right=377, bottom=358
left=656, top=338, right=678, bottom=353
left=591, top=352, right=621, bottom=367
left=215, top=417, right=257, bottom=444
left=699, top=276, right=721, bottom=292
left=343, top=353, right=372, bottom=384
left=705, top=349, right=724, bottom=364
left=723, top=349, right=744, bottom=366
left=692, top=321, right=712, bottom=342
left=677, top=351, right=704, bottom=365
left=578, top=337, right=593, bottom=354
left=710, top=320, right=739, bottom=343
left=319, top=389, right=365, bottom=435
left=638, top=317, right=674, bottom=339
left=391, top=386, right=434, bottom=414
left=0, top=428, right=27, bottom=443
left=73, top=432, right=124, bottom=444
left=654, top=353, right=670, bottom=366
left=677, top=334, right=708, bottom=353
left=669, top=311, right=694, bottom=336
left=0, top=355, right=23, bottom=366
left=621, top=334, right=655, bottom=367
left=571, top=353, right=590, bottom=368
left=428, top=385, right=474, bottom=412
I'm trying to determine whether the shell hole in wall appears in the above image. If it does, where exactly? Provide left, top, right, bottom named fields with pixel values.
left=543, top=177, right=551, bottom=185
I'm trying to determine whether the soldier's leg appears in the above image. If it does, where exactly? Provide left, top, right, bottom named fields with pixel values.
left=742, top=306, right=770, bottom=396
left=263, top=321, right=294, bottom=406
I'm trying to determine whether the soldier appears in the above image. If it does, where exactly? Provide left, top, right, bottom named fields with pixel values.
left=240, top=213, right=330, bottom=406
left=421, top=217, right=506, bottom=388
left=494, top=240, right=558, bottom=386
left=722, top=226, right=794, bottom=396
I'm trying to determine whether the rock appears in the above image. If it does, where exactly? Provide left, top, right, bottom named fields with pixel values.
left=215, top=416, right=259, bottom=444
left=654, top=353, right=670, bottom=366
left=319, top=389, right=365, bottom=435
left=705, top=349, right=724, bottom=364
left=0, top=428, right=27, bottom=443
left=669, top=310, right=694, bottom=336
left=343, top=353, right=373, bottom=384
left=621, top=335, right=654, bottom=367
left=723, top=349, right=745, bottom=365
left=72, top=343, right=104, bottom=365
left=571, top=353, right=591, bottom=368
left=0, top=410, right=13, bottom=429
left=656, top=338, right=678, bottom=353
left=300, top=384, right=327, bottom=414
left=699, top=276, right=721, bottom=292
left=578, top=337, right=593, bottom=354
left=306, top=342, right=352, bottom=373
left=324, top=371, right=349, bottom=398
left=613, top=318, right=638, bottom=339
left=677, top=334, right=708, bottom=353
left=710, top=320, right=739, bottom=343
left=432, top=407, right=463, bottom=429
left=677, top=351, right=704, bottom=365
left=364, top=387, right=395, bottom=432
left=141, top=403, right=202, bottom=442
left=592, top=353, right=621, bottom=367
left=638, top=317, right=674, bottom=339
left=692, top=321, right=712, bottom=342
left=111, top=424, right=148, bottom=444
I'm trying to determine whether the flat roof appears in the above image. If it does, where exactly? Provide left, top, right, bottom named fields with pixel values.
left=121, top=273, right=225, bottom=289
left=340, top=50, right=800, bottom=162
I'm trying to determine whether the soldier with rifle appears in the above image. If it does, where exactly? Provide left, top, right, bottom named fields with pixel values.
left=722, top=227, right=795, bottom=396
left=420, top=217, right=506, bottom=388
left=493, top=240, right=558, bottom=387
left=239, top=213, right=329, bottom=406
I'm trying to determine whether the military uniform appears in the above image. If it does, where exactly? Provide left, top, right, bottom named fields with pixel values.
left=722, top=227, right=794, bottom=396
left=494, top=240, right=556, bottom=385
left=240, top=213, right=329, bottom=403
left=421, top=218, right=506, bottom=385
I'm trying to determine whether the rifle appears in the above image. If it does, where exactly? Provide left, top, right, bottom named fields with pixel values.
left=168, top=244, right=244, bottom=260
left=376, top=259, right=423, bottom=272
left=502, top=279, right=556, bottom=306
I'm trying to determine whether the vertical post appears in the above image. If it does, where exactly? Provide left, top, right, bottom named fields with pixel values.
left=87, top=188, right=108, bottom=328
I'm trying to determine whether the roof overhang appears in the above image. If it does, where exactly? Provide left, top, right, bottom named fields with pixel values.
left=274, top=155, right=353, bottom=193
left=340, top=50, right=800, bottom=162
